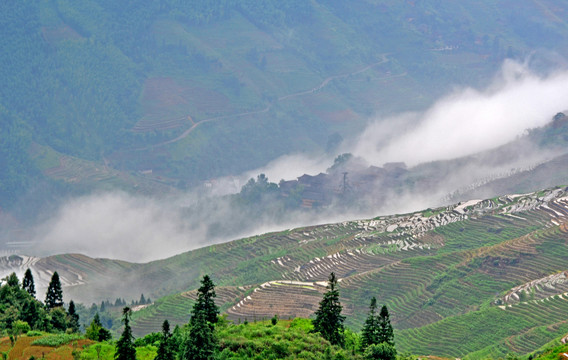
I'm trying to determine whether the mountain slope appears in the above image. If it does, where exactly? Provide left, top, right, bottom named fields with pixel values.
left=3, top=185, right=568, bottom=357
left=3, top=0, right=568, bottom=213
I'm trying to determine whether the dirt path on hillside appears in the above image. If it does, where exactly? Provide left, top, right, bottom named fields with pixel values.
left=139, top=54, right=393, bottom=149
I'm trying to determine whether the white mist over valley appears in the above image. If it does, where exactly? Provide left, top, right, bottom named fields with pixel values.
left=24, top=59, right=568, bottom=263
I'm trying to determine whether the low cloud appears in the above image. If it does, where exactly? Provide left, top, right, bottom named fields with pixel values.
left=32, top=192, right=201, bottom=262
left=351, top=60, right=568, bottom=166
left=19, top=60, right=568, bottom=264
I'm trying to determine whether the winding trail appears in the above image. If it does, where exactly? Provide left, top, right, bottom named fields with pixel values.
left=138, top=54, right=393, bottom=150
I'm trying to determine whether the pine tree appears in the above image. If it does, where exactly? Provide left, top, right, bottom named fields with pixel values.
left=377, top=305, right=394, bottom=346
left=182, top=275, right=219, bottom=360
left=181, top=311, right=217, bottom=360
left=361, top=297, right=380, bottom=349
left=190, top=275, right=219, bottom=325
left=5, top=272, right=19, bottom=287
left=155, top=320, right=175, bottom=360
left=22, top=269, right=35, bottom=298
left=45, top=272, right=63, bottom=310
left=312, top=272, right=345, bottom=346
left=115, top=307, right=136, bottom=360
left=50, top=307, right=68, bottom=332
left=86, top=313, right=111, bottom=341
left=67, top=300, right=80, bottom=333
left=21, top=298, right=41, bottom=329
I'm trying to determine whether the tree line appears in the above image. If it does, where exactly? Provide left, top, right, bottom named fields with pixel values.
left=2, top=270, right=397, bottom=359
left=117, top=273, right=397, bottom=360
left=0, top=270, right=80, bottom=337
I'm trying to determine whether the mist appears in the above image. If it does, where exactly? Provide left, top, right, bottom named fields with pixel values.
left=28, top=189, right=362, bottom=263
left=20, top=59, right=568, bottom=263
left=31, top=192, right=197, bottom=262
left=352, top=60, right=568, bottom=166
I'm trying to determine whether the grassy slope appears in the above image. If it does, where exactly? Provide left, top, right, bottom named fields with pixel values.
left=0, top=319, right=356, bottom=360
left=5, top=187, right=568, bottom=358
left=44, top=186, right=563, bottom=358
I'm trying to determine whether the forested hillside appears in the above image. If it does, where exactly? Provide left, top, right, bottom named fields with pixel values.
left=2, top=0, right=568, bottom=216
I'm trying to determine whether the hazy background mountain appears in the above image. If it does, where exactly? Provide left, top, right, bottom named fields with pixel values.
left=2, top=0, right=568, bottom=260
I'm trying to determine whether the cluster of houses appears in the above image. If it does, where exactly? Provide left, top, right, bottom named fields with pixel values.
left=278, top=162, right=409, bottom=208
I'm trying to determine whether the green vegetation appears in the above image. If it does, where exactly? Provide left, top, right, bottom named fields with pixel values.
left=4, top=271, right=568, bottom=360
left=182, top=276, right=219, bottom=360
left=22, top=270, right=35, bottom=299
left=154, top=321, right=174, bottom=360
left=313, top=272, right=346, bottom=346
left=115, top=308, right=136, bottom=360
left=86, top=314, right=112, bottom=342
left=45, top=272, right=64, bottom=310
left=4, top=0, right=568, bottom=214
left=31, top=333, right=83, bottom=347
left=5, top=186, right=568, bottom=360
left=38, top=187, right=558, bottom=360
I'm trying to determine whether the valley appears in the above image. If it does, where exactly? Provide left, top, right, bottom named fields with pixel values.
left=3, top=1, right=568, bottom=359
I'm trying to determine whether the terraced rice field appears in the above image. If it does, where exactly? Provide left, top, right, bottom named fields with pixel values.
left=130, top=286, right=250, bottom=336
left=7, top=186, right=568, bottom=358
left=39, top=151, right=174, bottom=196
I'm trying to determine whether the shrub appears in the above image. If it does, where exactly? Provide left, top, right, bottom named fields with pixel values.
left=31, top=333, right=83, bottom=347
left=270, top=342, right=290, bottom=358
left=364, top=343, right=397, bottom=360
left=289, top=318, right=313, bottom=332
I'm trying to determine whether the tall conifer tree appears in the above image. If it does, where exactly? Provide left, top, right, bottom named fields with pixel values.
left=182, top=275, right=219, bottom=360
left=361, top=297, right=380, bottom=349
left=45, top=272, right=63, bottom=310
left=377, top=305, right=394, bottom=346
left=67, top=300, right=80, bottom=333
left=190, top=275, right=219, bottom=325
left=115, top=307, right=136, bottom=360
left=313, top=272, right=345, bottom=346
left=155, top=320, right=174, bottom=360
left=22, top=269, right=35, bottom=298
left=182, top=311, right=217, bottom=360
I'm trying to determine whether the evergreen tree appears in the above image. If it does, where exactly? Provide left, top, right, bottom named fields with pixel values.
left=86, top=313, right=112, bottom=341
left=361, top=297, right=380, bottom=349
left=191, top=275, right=219, bottom=325
left=182, top=275, right=219, bottom=360
left=115, top=307, right=136, bottom=360
left=50, top=307, right=68, bottom=332
left=45, top=272, right=63, bottom=310
left=171, top=325, right=183, bottom=353
left=377, top=305, right=394, bottom=346
left=22, top=269, right=35, bottom=298
left=155, top=320, right=175, bottom=360
left=181, top=310, right=217, bottom=360
left=93, top=312, right=102, bottom=327
left=67, top=300, right=80, bottom=333
left=21, top=298, right=41, bottom=329
left=5, top=272, right=19, bottom=287
left=313, top=272, right=345, bottom=346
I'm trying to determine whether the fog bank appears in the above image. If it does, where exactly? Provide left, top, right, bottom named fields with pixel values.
left=352, top=60, right=568, bottom=166
left=21, top=60, right=568, bottom=263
